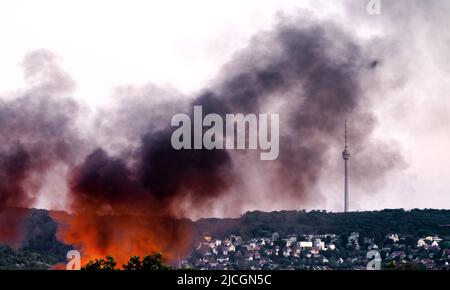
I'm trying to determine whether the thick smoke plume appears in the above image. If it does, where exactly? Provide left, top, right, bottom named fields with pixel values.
left=1, top=16, right=404, bottom=263
left=0, top=50, right=80, bottom=243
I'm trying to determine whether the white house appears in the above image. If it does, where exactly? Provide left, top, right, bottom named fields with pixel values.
left=387, top=234, right=400, bottom=243
left=417, top=239, right=427, bottom=247
left=299, top=241, right=313, bottom=248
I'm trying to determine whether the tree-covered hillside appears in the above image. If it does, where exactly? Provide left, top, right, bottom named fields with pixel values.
left=192, top=209, right=450, bottom=243
left=0, top=208, right=449, bottom=269
left=0, top=208, right=70, bottom=269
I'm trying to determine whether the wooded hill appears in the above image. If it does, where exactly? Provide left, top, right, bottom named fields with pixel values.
left=1, top=208, right=449, bottom=269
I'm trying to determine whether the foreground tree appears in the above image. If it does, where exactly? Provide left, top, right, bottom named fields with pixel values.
left=123, top=253, right=170, bottom=270
left=122, top=256, right=141, bottom=270
left=82, top=255, right=118, bottom=270
left=83, top=253, right=170, bottom=270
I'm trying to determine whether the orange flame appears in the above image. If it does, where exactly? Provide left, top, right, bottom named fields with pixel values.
left=51, top=206, right=192, bottom=267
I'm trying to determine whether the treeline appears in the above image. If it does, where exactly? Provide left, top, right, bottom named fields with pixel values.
left=1, top=208, right=449, bottom=269
left=0, top=208, right=70, bottom=269
left=193, top=209, right=450, bottom=242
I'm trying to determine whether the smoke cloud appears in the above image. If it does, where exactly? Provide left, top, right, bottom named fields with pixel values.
left=0, top=12, right=406, bottom=262
left=0, top=50, right=81, bottom=243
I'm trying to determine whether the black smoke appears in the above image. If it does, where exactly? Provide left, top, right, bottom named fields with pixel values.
left=0, top=50, right=81, bottom=243
left=0, top=16, right=405, bottom=251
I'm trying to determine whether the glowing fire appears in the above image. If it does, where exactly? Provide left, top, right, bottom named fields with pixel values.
left=51, top=208, right=192, bottom=266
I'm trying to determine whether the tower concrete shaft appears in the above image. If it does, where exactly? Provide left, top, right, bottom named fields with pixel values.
left=342, top=121, right=350, bottom=212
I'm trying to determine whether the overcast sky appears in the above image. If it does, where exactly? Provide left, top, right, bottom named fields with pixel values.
left=1, top=0, right=449, bottom=216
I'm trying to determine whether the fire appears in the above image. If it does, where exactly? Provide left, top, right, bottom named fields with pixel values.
left=52, top=209, right=192, bottom=266
left=46, top=142, right=226, bottom=267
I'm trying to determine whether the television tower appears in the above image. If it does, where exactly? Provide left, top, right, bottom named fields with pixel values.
left=342, top=121, right=350, bottom=213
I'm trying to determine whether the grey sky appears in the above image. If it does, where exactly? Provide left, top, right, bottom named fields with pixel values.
left=1, top=0, right=449, bottom=217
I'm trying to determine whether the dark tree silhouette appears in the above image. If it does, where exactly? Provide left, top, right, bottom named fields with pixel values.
left=123, top=253, right=170, bottom=270
left=122, top=256, right=142, bottom=270
left=82, top=255, right=118, bottom=270
left=82, top=253, right=170, bottom=270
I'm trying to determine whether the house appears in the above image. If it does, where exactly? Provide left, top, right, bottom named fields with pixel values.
left=390, top=251, right=406, bottom=260
left=421, top=259, right=435, bottom=269
left=293, top=246, right=301, bottom=257
left=285, top=239, right=292, bottom=247
left=364, top=237, right=374, bottom=244
left=424, top=236, right=442, bottom=242
left=313, top=239, right=325, bottom=250
left=288, top=236, right=297, bottom=243
left=221, top=247, right=229, bottom=256
left=217, top=257, right=229, bottom=263
left=283, top=248, right=292, bottom=257
left=203, top=234, right=212, bottom=242
left=310, top=247, right=320, bottom=255
left=348, top=232, right=359, bottom=245
left=417, top=238, right=426, bottom=247
left=387, top=234, right=400, bottom=243
left=299, top=241, right=313, bottom=248
left=231, top=235, right=243, bottom=245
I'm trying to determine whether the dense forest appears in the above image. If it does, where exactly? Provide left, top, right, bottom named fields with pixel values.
left=192, top=209, right=450, bottom=243
left=0, top=208, right=449, bottom=269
